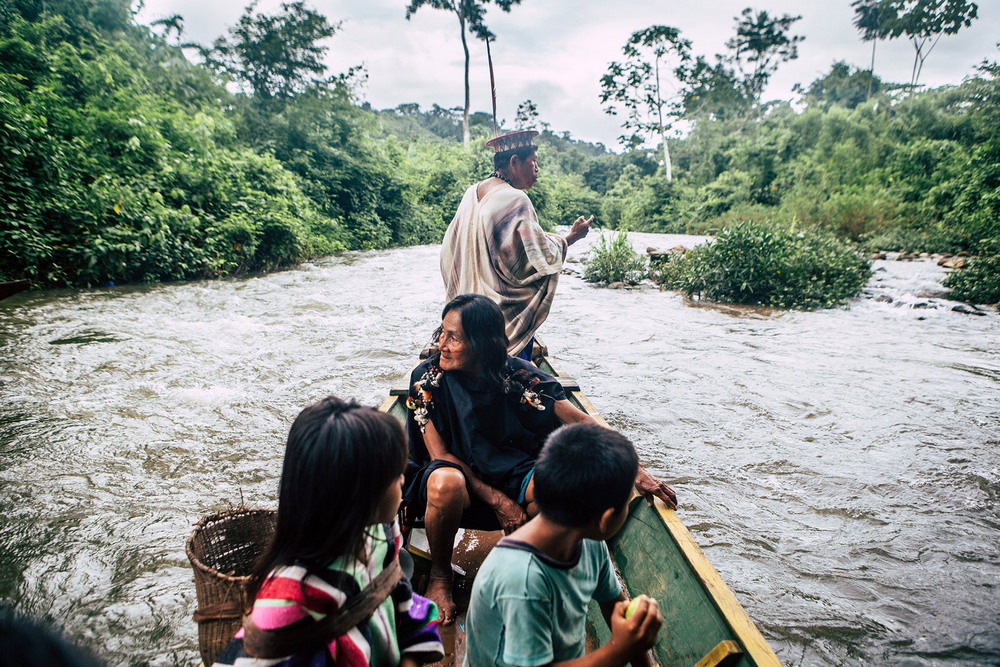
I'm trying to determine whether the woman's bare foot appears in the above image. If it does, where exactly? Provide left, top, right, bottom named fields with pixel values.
left=426, top=572, right=457, bottom=625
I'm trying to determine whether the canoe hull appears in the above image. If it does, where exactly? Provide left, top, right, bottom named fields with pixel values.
left=380, top=347, right=780, bottom=667
left=0, top=280, right=30, bottom=301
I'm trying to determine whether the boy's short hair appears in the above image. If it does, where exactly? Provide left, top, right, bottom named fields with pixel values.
left=533, top=423, right=639, bottom=527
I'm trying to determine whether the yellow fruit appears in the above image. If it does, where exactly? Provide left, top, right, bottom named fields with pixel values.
left=624, top=595, right=644, bottom=619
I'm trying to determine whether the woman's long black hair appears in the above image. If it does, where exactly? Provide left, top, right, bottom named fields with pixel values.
left=434, top=293, right=509, bottom=389
left=246, top=396, right=407, bottom=604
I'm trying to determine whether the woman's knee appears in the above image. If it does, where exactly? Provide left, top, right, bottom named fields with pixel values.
left=426, top=468, right=468, bottom=506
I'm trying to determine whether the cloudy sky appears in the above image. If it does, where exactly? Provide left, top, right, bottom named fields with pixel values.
left=137, top=0, right=999, bottom=149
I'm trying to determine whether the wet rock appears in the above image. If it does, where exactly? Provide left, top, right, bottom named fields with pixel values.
left=648, top=245, right=688, bottom=261
left=939, top=256, right=967, bottom=269
left=912, top=301, right=933, bottom=309
left=608, top=281, right=627, bottom=289
left=916, top=289, right=950, bottom=299
left=952, top=304, right=987, bottom=316
left=872, top=252, right=888, bottom=260
left=875, top=294, right=893, bottom=303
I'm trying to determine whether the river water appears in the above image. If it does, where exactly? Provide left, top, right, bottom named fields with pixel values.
left=0, top=232, right=997, bottom=666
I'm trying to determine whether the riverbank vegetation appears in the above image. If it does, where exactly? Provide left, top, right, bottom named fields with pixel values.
left=650, top=222, right=872, bottom=310
left=0, top=0, right=996, bottom=305
left=582, top=230, right=648, bottom=286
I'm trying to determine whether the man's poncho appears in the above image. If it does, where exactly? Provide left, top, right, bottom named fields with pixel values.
left=440, top=183, right=567, bottom=355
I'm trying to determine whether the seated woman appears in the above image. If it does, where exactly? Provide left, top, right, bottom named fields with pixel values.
left=404, top=293, right=676, bottom=624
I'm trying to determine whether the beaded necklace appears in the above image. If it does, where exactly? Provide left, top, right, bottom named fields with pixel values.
left=489, top=170, right=515, bottom=187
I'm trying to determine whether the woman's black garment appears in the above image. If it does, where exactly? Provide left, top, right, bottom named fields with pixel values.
left=403, top=356, right=565, bottom=520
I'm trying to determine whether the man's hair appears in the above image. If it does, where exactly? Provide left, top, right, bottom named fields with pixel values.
left=493, top=144, right=537, bottom=171
left=533, top=423, right=639, bottom=527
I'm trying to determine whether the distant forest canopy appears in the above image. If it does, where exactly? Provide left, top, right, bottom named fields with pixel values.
left=0, top=0, right=996, bottom=288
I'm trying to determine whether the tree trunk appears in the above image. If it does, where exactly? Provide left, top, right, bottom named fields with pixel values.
left=662, top=132, right=673, bottom=182
left=654, top=54, right=672, bottom=182
left=458, top=11, right=471, bottom=146
left=867, top=39, right=877, bottom=100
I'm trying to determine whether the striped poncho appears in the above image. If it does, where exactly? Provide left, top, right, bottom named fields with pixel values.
left=440, top=182, right=568, bottom=356
left=212, top=521, right=443, bottom=667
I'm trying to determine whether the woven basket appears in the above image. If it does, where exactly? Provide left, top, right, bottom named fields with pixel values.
left=185, top=508, right=276, bottom=666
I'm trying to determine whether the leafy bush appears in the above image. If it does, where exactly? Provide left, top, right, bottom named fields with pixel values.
left=583, top=230, right=648, bottom=285
left=943, top=253, right=1000, bottom=305
left=653, top=221, right=872, bottom=310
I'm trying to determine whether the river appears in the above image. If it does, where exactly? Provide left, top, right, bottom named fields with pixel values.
left=0, top=232, right=997, bottom=666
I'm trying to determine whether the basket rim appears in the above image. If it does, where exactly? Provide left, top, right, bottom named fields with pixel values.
left=185, top=507, right=276, bottom=581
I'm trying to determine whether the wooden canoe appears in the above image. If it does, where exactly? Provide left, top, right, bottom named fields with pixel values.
left=0, top=279, right=30, bottom=301
left=379, top=345, right=782, bottom=667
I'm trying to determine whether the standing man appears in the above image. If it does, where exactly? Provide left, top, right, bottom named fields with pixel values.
left=440, top=130, right=593, bottom=359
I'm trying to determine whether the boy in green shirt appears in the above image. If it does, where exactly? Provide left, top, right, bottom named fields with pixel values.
left=464, top=423, right=662, bottom=667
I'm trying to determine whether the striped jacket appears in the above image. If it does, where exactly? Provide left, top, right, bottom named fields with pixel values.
left=212, top=521, right=443, bottom=667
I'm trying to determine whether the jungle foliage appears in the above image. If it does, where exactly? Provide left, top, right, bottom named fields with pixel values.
left=583, top=230, right=647, bottom=285
left=0, top=0, right=996, bottom=305
left=651, top=221, right=873, bottom=310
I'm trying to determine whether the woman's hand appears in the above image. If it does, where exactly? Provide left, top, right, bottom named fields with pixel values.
left=492, top=492, right=528, bottom=534
left=635, top=467, right=677, bottom=510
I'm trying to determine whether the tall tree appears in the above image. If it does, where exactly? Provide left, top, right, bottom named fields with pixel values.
left=600, top=26, right=692, bottom=181
left=676, top=55, right=751, bottom=121
left=797, top=61, right=885, bottom=109
left=852, top=0, right=891, bottom=99
left=726, top=7, right=805, bottom=105
left=881, top=0, right=979, bottom=89
left=204, top=1, right=340, bottom=104
left=404, top=0, right=522, bottom=147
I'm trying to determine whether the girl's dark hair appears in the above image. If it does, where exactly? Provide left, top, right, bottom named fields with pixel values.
left=533, top=423, right=639, bottom=527
left=246, top=396, right=407, bottom=604
left=433, top=293, right=509, bottom=388
left=493, top=144, right=537, bottom=171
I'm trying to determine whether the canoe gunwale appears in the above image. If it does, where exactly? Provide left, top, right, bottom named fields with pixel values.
left=539, top=352, right=780, bottom=667
left=381, top=346, right=780, bottom=667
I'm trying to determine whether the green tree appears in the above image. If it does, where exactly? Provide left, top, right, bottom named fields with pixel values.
left=880, top=0, right=979, bottom=89
left=404, top=0, right=522, bottom=146
left=852, top=0, right=891, bottom=99
left=600, top=26, right=692, bottom=181
left=726, top=7, right=805, bottom=105
left=676, top=55, right=751, bottom=121
left=203, top=1, right=341, bottom=104
left=515, top=98, right=547, bottom=130
left=149, top=13, right=184, bottom=41
left=798, top=61, right=884, bottom=109
left=4, top=0, right=135, bottom=39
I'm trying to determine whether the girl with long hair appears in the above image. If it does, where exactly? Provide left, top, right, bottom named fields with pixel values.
left=213, top=396, right=443, bottom=667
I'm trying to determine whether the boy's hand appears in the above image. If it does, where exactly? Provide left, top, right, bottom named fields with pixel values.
left=609, top=596, right=662, bottom=661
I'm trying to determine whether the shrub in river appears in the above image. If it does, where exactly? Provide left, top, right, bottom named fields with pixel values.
left=652, top=221, right=872, bottom=310
left=583, top=229, right=648, bottom=285
left=943, top=252, right=1000, bottom=305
